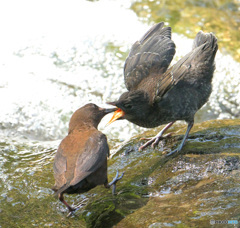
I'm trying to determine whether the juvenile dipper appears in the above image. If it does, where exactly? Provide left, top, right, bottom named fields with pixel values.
left=107, top=22, right=218, bottom=155
left=52, top=103, right=123, bottom=213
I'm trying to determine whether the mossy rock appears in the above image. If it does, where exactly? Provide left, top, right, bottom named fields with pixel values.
left=79, top=119, right=240, bottom=227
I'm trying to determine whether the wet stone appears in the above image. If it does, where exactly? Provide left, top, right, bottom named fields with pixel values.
left=58, top=119, right=240, bottom=227
left=1, top=120, right=240, bottom=227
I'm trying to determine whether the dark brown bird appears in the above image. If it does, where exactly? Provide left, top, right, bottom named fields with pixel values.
left=52, top=103, right=123, bottom=213
left=107, top=22, right=218, bottom=156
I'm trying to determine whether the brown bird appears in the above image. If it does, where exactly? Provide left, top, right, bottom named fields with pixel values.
left=52, top=103, right=123, bottom=213
left=107, top=22, right=218, bottom=156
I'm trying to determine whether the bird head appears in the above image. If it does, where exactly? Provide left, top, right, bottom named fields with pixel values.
left=107, top=90, right=150, bottom=125
left=69, top=103, right=116, bottom=131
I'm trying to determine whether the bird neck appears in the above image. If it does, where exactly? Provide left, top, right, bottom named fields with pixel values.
left=68, top=121, right=98, bottom=134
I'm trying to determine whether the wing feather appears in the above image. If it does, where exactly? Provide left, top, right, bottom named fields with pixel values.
left=124, top=22, right=176, bottom=91
left=154, top=31, right=218, bottom=101
left=70, top=133, right=109, bottom=186
left=53, top=132, right=109, bottom=195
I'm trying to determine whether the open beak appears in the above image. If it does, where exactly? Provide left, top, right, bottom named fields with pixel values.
left=102, top=108, right=118, bottom=114
left=106, top=108, right=125, bottom=126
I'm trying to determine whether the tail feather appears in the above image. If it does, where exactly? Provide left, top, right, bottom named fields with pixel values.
left=191, top=31, right=218, bottom=64
left=192, top=31, right=218, bottom=52
left=52, top=184, right=69, bottom=197
left=193, top=31, right=213, bottom=48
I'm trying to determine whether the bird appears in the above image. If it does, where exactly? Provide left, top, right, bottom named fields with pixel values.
left=107, top=22, right=218, bottom=156
left=52, top=103, right=124, bottom=213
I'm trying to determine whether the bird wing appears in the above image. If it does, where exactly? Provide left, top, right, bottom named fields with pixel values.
left=69, top=132, right=109, bottom=186
left=52, top=146, right=67, bottom=192
left=53, top=132, right=109, bottom=195
left=154, top=31, right=218, bottom=100
left=124, top=22, right=176, bottom=91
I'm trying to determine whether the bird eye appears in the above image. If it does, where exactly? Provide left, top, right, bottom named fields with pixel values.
left=124, top=103, right=132, bottom=109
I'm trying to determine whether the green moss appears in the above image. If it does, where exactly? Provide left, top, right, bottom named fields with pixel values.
left=84, top=199, right=121, bottom=228
left=1, top=119, right=240, bottom=227
left=131, top=0, right=240, bottom=62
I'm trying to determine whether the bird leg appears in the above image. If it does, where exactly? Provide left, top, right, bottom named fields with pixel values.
left=105, top=170, right=124, bottom=195
left=166, top=121, right=194, bottom=156
left=59, top=193, right=75, bottom=212
left=139, top=121, right=175, bottom=151
left=59, top=193, right=87, bottom=217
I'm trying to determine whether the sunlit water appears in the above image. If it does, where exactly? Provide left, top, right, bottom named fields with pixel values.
left=0, top=0, right=239, bottom=143
left=0, top=0, right=239, bottom=226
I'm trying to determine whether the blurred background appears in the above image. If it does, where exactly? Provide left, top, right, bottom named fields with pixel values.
left=0, top=0, right=239, bottom=226
left=0, top=0, right=239, bottom=143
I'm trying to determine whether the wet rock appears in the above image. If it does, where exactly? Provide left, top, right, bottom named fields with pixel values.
left=79, top=119, right=240, bottom=227
left=1, top=119, right=239, bottom=227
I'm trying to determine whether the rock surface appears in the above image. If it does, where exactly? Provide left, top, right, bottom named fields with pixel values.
left=80, top=119, right=240, bottom=227
left=1, top=119, right=239, bottom=227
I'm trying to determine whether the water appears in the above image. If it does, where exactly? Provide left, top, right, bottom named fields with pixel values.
left=1, top=0, right=239, bottom=143
left=0, top=0, right=239, bottom=227
left=0, top=0, right=147, bottom=142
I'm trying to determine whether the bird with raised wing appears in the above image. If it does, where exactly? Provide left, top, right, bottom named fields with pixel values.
left=107, top=22, right=218, bottom=156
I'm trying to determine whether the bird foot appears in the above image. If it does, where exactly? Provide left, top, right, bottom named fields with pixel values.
left=67, top=210, right=77, bottom=217
left=165, top=148, right=179, bottom=157
left=166, top=139, right=185, bottom=156
left=108, top=170, right=124, bottom=195
left=139, top=133, right=172, bottom=151
left=66, top=198, right=88, bottom=217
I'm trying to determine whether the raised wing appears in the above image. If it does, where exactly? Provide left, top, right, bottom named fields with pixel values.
left=124, top=22, right=176, bottom=91
left=154, top=31, right=218, bottom=101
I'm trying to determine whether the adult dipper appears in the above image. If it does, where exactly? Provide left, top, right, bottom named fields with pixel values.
left=52, top=103, right=123, bottom=213
left=107, top=22, right=218, bottom=156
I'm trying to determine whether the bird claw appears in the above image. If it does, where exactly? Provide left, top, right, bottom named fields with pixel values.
left=109, top=170, right=124, bottom=185
left=66, top=198, right=88, bottom=217
left=140, top=137, right=152, bottom=141
left=139, top=138, right=156, bottom=151
left=139, top=133, right=172, bottom=151
left=151, top=136, right=162, bottom=148
left=75, top=198, right=88, bottom=208
left=166, top=136, right=186, bottom=156
left=109, top=170, right=124, bottom=195
left=67, top=211, right=75, bottom=217
left=166, top=148, right=179, bottom=157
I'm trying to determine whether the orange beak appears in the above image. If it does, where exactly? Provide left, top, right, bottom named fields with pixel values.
left=106, top=108, right=125, bottom=126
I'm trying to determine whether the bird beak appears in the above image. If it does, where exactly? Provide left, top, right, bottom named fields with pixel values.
left=100, top=108, right=117, bottom=114
left=106, top=108, right=125, bottom=126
